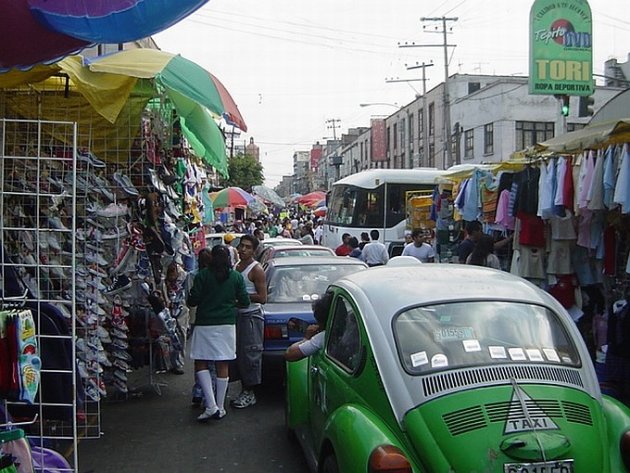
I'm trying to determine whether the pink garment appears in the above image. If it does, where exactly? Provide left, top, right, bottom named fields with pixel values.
left=495, top=189, right=515, bottom=230
left=576, top=209, right=592, bottom=249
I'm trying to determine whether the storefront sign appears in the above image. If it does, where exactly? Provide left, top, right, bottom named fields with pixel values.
left=529, top=0, right=593, bottom=96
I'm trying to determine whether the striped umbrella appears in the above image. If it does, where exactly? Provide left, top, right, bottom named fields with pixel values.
left=209, top=187, right=254, bottom=208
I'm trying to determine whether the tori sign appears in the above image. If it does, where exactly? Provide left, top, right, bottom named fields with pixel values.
left=529, top=0, right=593, bottom=96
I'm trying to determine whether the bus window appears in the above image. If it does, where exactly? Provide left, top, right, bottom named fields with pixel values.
left=364, top=191, right=383, bottom=226
left=328, top=185, right=384, bottom=227
left=339, top=189, right=357, bottom=225
left=385, top=183, right=436, bottom=228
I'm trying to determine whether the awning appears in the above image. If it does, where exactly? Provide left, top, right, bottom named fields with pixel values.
left=534, top=118, right=630, bottom=154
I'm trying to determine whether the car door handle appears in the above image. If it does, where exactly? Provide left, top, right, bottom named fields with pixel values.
left=310, top=366, right=319, bottom=374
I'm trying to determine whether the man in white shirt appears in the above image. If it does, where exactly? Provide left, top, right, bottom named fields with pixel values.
left=313, top=221, right=323, bottom=245
left=360, top=229, right=389, bottom=267
left=285, top=292, right=333, bottom=361
left=401, top=229, right=435, bottom=263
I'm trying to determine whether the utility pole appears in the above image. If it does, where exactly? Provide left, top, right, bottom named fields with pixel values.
left=419, top=16, right=458, bottom=169
left=326, top=118, right=341, bottom=140
left=326, top=119, right=342, bottom=181
left=405, top=62, right=433, bottom=167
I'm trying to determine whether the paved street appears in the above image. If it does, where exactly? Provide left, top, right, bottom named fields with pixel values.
left=78, top=362, right=308, bottom=473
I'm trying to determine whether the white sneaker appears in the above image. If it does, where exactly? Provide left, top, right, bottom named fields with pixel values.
left=197, top=406, right=225, bottom=422
left=96, top=203, right=129, bottom=218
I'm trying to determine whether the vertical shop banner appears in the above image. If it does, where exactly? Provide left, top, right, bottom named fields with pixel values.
left=370, top=118, right=387, bottom=162
left=529, top=0, right=593, bottom=95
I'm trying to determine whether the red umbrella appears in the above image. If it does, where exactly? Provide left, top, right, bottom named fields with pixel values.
left=297, top=191, right=326, bottom=205
left=314, top=206, right=327, bottom=217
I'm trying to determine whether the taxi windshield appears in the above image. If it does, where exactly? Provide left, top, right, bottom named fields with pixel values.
left=393, top=301, right=580, bottom=375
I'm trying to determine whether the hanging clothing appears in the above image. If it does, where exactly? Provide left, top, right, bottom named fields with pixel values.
left=495, top=189, right=515, bottom=230
left=514, top=167, right=541, bottom=216
left=562, top=156, right=575, bottom=211
left=613, top=144, right=630, bottom=213
left=554, top=157, right=567, bottom=208
left=603, top=146, right=617, bottom=209
left=587, top=149, right=605, bottom=210
left=578, top=150, right=595, bottom=209
left=537, top=159, right=552, bottom=219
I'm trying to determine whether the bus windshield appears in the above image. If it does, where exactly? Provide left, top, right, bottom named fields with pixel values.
left=327, top=184, right=384, bottom=227
left=327, top=182, right=436, bottom=229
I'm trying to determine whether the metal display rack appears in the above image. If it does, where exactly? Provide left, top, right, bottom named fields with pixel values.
left=0, top=118, right=79, bottom=471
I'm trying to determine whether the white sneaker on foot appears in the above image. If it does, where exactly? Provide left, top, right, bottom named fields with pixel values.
left=197, top=406, right=219, bottom=422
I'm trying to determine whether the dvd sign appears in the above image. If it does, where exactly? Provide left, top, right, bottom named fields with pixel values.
left=529, top=0, right=593, bottom=96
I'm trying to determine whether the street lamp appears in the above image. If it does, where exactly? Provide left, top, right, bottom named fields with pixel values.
left=359, top=102, right=401, bottom=109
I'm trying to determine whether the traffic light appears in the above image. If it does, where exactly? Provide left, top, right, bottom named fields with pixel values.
left=579, top=95, right=595, bottom=117
left=560, top=95, right=570, bottom=117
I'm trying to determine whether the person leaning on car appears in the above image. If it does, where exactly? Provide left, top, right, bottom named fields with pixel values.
left=285, top=292, right=333, bottom=361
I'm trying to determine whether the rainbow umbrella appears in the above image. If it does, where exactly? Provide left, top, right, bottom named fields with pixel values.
left=0, top=1, right=208, bottom=71
left=85, top=49, right=247, bottom=131
left=28, top=0, right=208, bottom=43
left=209, top=187, right=254, bottom=208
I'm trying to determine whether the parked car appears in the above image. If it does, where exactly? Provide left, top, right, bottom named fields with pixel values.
left=258, top=244, right=335, bottom=268
left=262, top=256, right=367, bottom=364
left=204, top=232, right=243, bottom=249
left=259, top=237, right=303, bottom=251
left=286, top=264, right=630, bottom=473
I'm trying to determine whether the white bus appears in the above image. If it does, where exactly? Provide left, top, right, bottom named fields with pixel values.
left=322, top=168, right=446, bottom=254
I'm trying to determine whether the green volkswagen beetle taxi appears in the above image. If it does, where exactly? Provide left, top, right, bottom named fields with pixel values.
left=285, top=265, right=630, bottom=473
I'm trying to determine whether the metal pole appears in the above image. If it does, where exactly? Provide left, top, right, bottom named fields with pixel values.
left=422, top=63, right=429, bottom=168
left=442, top=16, right=453, bottom=169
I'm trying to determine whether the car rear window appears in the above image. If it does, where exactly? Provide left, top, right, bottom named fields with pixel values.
left=267, top=264, right=365, bottom=303
left=393, top=301, right=580, bottom=374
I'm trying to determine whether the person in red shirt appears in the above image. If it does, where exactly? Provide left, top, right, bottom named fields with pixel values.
left=335, top=233, right=352, bottom=256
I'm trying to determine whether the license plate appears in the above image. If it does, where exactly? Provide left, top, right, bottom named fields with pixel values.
left=504, top=460, right=574, bottom=473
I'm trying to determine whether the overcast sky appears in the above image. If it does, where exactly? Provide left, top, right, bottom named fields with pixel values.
left=154, top=0, right=630, bottom=187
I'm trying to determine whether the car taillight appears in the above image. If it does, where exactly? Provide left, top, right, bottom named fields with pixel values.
left=368, top=445, right=412, bottom=473
left=620, top=431, right=630, bottom=470
left=264, top=325, right=284, bottom=339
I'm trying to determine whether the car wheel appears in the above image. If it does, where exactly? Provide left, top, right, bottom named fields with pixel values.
left=321, top=454, right=339, bottom=473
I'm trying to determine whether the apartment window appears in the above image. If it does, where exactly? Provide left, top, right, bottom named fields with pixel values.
left=393, top=123, right=398, bottom=150
left=428, top=103, right=435, bottom=136
left=484, top=123, right=494, bottom=155
left=464, top=129, right=474, bottom=159
left=418, top=110, right=424, bottom=139
left=399, top=118, right=405, bottom=152
left=386, top=126, right=391, bottom=155
left=468, top=82, right=481, bottom=94
left=408, top=113, right=414, bottom=149
left=428, top=143, right=435, bottom=167
left=567, top=123, right=586, bottom=132
left=515, top=121, right=554, bottom=151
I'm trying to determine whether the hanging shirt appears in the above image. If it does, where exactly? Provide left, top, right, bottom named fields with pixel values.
left=578, top=150, right=595, bottom=209
left=572, top=153, right=584, bottom=214
left=495, top=189, right=515, bottom=230
left=554, top=157, right=567, bottom=208
left=613, top=144, right=630, bottom=213
left=603, top=146, right=617, bottom=209
left=537, top=160, right=551, bottom=218
left=462, top=171, right=480, bottom=222
left=587, top=149, right=605, bottom=210
left=562, top=156, right=574, bottom=210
